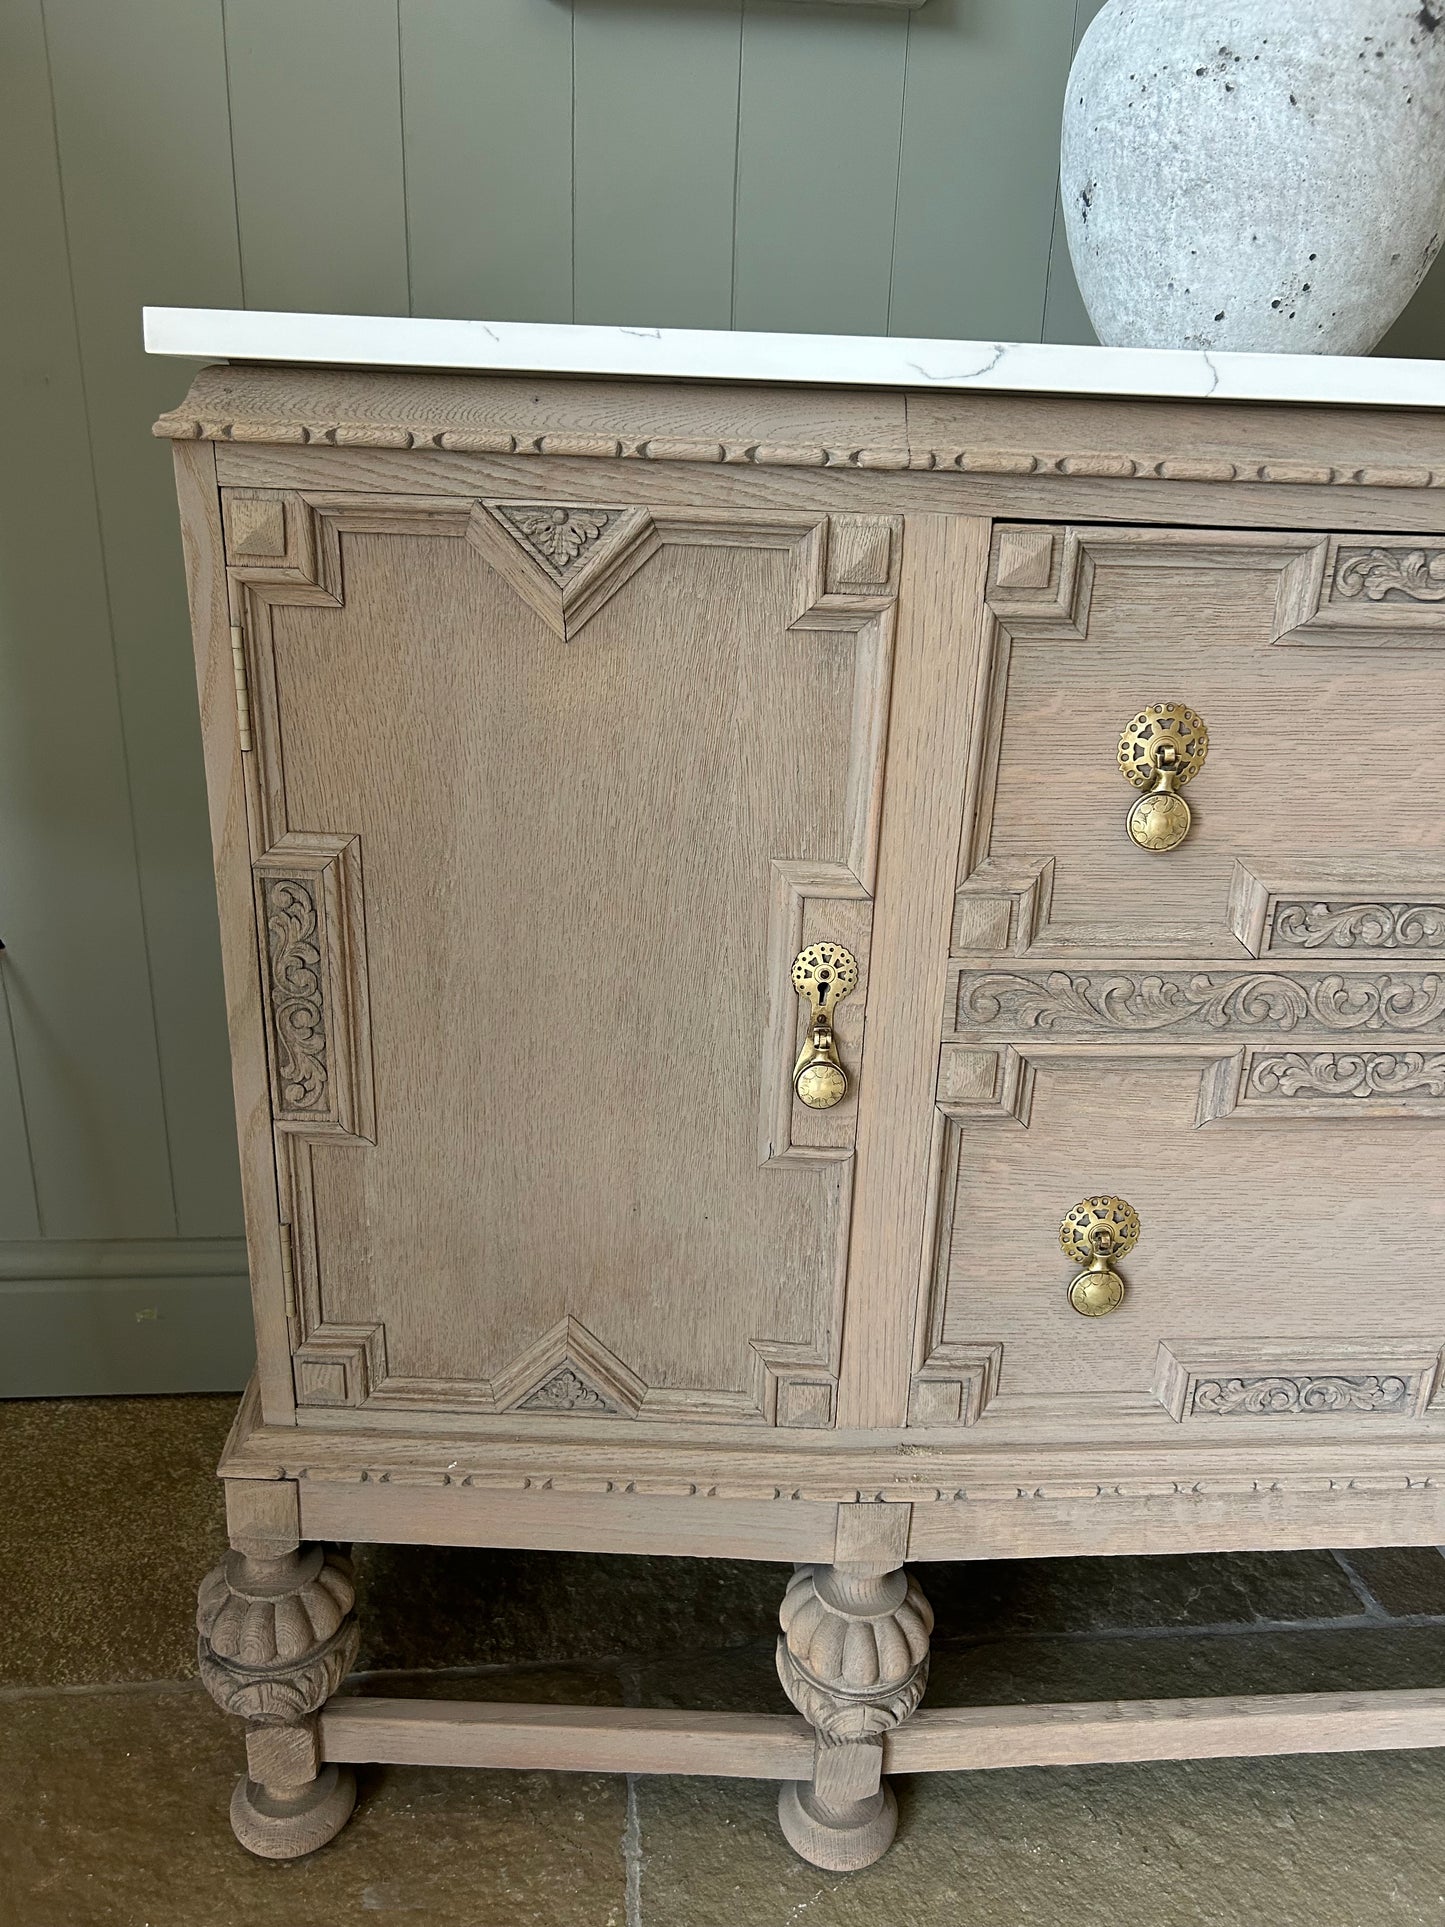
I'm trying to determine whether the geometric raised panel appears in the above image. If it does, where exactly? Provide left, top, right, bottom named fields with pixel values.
left=991, top=527, right=1055, bottom=593
left=777, top=1378, right=838, bottom=1429
left=825, top=515, right=899, bottom=596
left=292, top=1323, right=387, bottom=1408
left=951, top=897, right=1013, bottom=954
left=252, top=833, right=375, bottom=1140
left=224, top=491, right=288, bottom=561
left=935, top=1045, right=1034, bottom=1125
left=906, top=1344, right=1003, bottom=1427
left=236, top=501, right=898, bottom=1428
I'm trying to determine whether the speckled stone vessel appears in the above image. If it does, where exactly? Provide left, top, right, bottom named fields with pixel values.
left=1062, top=0, right=1445, bottom=353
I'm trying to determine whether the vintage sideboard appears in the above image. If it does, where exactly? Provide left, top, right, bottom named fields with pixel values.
left=149, top=309, right=1445, bottom=1870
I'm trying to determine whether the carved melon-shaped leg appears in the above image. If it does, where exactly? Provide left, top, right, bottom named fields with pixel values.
left=775, top=1561, right=933, bottom=1871
left=197, top=1544, right=361, bottom=1858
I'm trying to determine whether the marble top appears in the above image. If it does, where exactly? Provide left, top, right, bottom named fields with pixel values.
left=143, top=307, right=1445, bottom=411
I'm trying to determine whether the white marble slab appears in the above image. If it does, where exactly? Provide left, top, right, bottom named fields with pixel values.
left=142, top=307, right=1445, bottom=411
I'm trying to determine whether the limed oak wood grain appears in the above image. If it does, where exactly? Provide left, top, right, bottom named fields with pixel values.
left=168, top=359, right=1445, bottom=1870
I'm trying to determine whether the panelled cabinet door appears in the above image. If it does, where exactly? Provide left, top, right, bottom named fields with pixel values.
left=913, top=523, right=1445, bottom=1439
left=226, top=489, right=900, bottom=1428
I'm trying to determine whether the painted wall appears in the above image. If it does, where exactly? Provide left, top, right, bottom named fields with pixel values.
left=2, top=0, right=1441, bottom=1395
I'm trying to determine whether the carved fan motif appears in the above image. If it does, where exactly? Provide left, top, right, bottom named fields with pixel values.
left=495, top=504, right=615, bottom=574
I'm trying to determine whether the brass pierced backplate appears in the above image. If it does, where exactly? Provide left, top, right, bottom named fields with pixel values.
left=1118, top=702, right=1209, bottom=854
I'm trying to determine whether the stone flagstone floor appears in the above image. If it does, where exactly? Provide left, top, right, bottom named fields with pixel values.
left=4, top=1395, right=1445, bottom=1925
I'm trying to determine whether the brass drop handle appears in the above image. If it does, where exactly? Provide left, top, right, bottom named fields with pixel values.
left=1060, top=1195, right=1140, bottom=1317
left=1118, top=703, right=1209, bottom=852
left=791, top=944, right=859, bottom=1111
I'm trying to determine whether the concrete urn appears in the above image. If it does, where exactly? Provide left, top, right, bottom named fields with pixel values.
left=1061, top=0, right=1445, bottom=354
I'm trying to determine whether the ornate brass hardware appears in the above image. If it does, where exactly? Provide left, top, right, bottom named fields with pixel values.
left=1060, top=1195, right=1139, bottom=1317
left=791, top=944, right=859, bottom=1110
left=1118, top=703, right=1208, bottom=852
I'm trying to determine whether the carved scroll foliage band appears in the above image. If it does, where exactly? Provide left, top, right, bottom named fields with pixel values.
left=1154, top=1343, right=1440, bottom=1421
left=1249, top=1050, right=1445, bottom=1101
left=1334, top=548, right=1445, bottom=603
left=1193, top=1374, right=1412, bottom=1417
left=1272, top=902, right=1445, bottom=952
left=262, top=878, right=328, bottom=1114
left=955, top=969, right=1445, bottom=1036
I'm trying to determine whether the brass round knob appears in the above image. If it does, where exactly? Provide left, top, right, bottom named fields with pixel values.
left=1068, top=1266, right=1126, bottom=1318
left=796, top=1061, right=848, bottom=1110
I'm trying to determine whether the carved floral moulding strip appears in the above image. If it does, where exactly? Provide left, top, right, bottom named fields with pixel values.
left=1245, top=1049, right=1445, bottom=1102
left=1333, top=546, right=1445, bottom=602
left=1227, top=867, right=1445, bottom=959
left=951, top=966, right=1445, bottom=1039
left=260, top=876, right=327, bottom=1114
left=1197, top=1045, right=1445, bottom=1123
left=152, top=408, right=1445, bottom=491
left=253, top=834, right=374, bottom=1139
left=1270, top=902, right=1445, bottom=952
left=1155, top=1343, right=1442, bottom=1423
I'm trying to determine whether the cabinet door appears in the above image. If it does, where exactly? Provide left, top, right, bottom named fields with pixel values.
left=228, top=489, right=899, bottom=1427
left=912, top=524, right=1445, bottom=1440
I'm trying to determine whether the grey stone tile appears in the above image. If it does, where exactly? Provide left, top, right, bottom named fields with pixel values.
left=0, top=1394, right=233, bottom=1686
left=634, top=1747, right=1445, bottom=1927
left=352, top=1543, right=1366, bottom=1682
left=1337, top=1546, right=1445, bottom=1619
left=0, top=1676, right=627, bottom=1927
left=926, top=1621, right=1445, bottom=1705
left=353, top=1544, right=790, bottom=1672
left=632, top=1627, right=1445, bottom=1925
left=631, top=1618, right=1445, bottom=1730
left=918, top=1548, right=1365, bottom=1640
left=632, top=1637, right=786, bottom=1715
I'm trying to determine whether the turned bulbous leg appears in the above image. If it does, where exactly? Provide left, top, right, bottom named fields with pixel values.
left=775, top=1561, right=933, bottom=1872
left=197, top=1542, right=361, bottom=1859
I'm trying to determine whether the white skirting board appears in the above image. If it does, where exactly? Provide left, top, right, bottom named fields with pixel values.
left=0, top=1239, right=253, bottom=1396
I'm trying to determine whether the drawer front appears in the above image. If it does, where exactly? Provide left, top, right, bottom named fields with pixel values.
left=228, top=489, right=900, bottom=1427
left=912, top=522, right=1445, bottom=1438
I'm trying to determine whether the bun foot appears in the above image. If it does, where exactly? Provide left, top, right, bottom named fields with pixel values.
left=778, top=1778, right=897, bottom=1872
left=229, top=1763, right=357, bottom=1859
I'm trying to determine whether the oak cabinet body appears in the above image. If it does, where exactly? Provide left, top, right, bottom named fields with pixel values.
left=164, top=362, right=1445, bottom=1867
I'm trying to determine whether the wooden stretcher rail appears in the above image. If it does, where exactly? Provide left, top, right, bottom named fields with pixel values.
left=320, top=1686, right=1445, bottom=1781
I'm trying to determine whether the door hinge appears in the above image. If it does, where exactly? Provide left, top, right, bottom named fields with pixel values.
left=278, top=1219, right=299, bottom=1338
left=230, top=620, right=254, bottom=753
